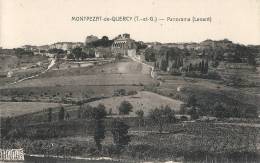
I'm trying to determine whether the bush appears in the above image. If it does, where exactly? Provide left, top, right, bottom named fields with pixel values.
left=127, top=90, right=138, bottom=96
left=84, top=104, right=107, bottom=119
left=114, top=89, right=126, bottom=96
left=135, top=110, right=144, bottom=126
left=111, top=119, right=131, bottom=151
left=211, top=102, right=258, bottom=118
left=118, top=101, right=133, bottom=115
left=94, top=120, right=105, bottom=151
left=58, top=106, right=65, bottom=121
left=148, top=105, right=176, bottom=133
left=187, top=107, right=199, bottom=120
left=185, top=71, right=221, bottom=80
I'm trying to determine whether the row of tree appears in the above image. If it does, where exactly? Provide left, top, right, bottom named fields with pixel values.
left=180, top=95, right=258, bottom=119
left=85, top=36, right=114, bottom=48
left=186, top=60, right=209, bottom=74
left=47, top=106, right=70, bottom=122
left=67, top=47, right=95, bottom=60
left=46, top=104, right=130, bottom=152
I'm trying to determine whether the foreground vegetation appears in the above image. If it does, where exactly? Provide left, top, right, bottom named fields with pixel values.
left=1, top=99, right=260, bottom=162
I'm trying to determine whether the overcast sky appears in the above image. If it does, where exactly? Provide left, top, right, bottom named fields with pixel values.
left=1, top=0, right=260, bottom=48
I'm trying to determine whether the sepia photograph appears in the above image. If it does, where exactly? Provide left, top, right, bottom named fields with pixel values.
left=0, top=0, right=260, bottom=162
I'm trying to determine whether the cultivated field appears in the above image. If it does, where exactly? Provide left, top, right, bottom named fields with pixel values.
left=1, top=74, right=153, bottom=88
left=87, top=91, right=183, bottom=116
left=40, top=58, right=151, bottom=77
left=0, top=102, right=65, bottom=117
left=0, top=55, right=18, bottom=72
left=0, top=59, right=157, bottom=104
left=0, top=54, right=49, bottom=86
left=154, top=72, right=260, bottom=112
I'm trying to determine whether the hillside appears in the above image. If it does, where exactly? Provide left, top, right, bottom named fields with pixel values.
left=87, top=91, right=183, bottom=116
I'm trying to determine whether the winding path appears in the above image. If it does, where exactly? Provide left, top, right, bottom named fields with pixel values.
left=10, top=58, right=56, bottom=85
left=128, top=56, right=155, bottom=79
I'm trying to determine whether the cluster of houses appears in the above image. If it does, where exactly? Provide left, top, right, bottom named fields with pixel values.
left=19, top=34, right=241, bottom=64
left=20, top=33, right=140, bottom=60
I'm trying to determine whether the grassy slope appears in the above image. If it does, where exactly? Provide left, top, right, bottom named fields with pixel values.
left=87, top=91, right=183, bottom=116
left=0, top=59, right=157, bottom=102
left=0, top=59, right=157, bottom=117
left=0, top=55, right=18, bottom=72
left=155, top=74, right=260, bottom=112
left=0, top=102, right=65, bottom=117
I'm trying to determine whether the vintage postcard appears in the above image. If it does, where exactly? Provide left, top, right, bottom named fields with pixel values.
left=0, top=0, right=260, bottom=162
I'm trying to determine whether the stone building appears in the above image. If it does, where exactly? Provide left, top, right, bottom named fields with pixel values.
left=111, top=33, right=137, bottom=56
left=21, top=45, right=38, bottom=51
left=50, top=42, right=83, bottom=51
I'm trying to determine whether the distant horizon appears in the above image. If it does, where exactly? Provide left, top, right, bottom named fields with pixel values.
left=2, top=37, right=259, bottom=49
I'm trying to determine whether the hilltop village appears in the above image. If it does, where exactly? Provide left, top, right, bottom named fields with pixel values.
left=2, top=33, right=258, bottom=85
left=4, top=33, right=258, bottom=72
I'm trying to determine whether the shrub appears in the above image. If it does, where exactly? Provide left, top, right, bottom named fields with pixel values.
left=58, top=106, right=65, bottom=121
left=94, top=120, right=105, bottom=151
left=148, top=105, right=176, bottom=133
left=187, top=107, right=199, bottom=120
left=114, top=89, right=126, bottom=96
left=84, top=104, right=107, bottom=119
left=118, top=101, right=133, bottom=115
left=135, top=110, right=144, bottom=126
left=47, top=108, right=52, bottom=122
left=111, top=119, right=131, bottom=151
left=127, top=90, right=138, bottom=96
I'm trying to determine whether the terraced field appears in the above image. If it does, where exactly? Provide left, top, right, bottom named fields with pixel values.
left=87, top=91, right=183, bottom=116
left=0, top=102, right=65, bottom=117
left=1, top=59, right=155, bottom=89
left=0, top=59, right=157, bottom=116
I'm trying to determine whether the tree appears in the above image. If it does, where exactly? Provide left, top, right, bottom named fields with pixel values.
left=199, top=62, right=202, bottom=71
left=108, top=108, right=113, bottom=115
left=78, top=105, right=83, bottom=119
left=58, top=106, right=65, bottom=121
left=48, top=108, right=52, bottom=122
left=4, top=117, right=12, bottom=136
left=212, top=102, right=226, bottom=118
left=48, top=48, right=64, bottom=54
left=94, top=120, right=106, bottom=151
left=244, top=107, right=258, bottom=118
left=101, top=36, right=109, bottom=41
left=163, top=105, right=176, bottom=123
left=65, top=112, right=70, bottom=120
left=90, top=36, right=113, bottom=47
left=204, top=61, right=209, bottom=74
left=14, top=48, right=33, bottom=57
left=186, top=95, right=197, bottom=107
left=82, top=105, right=93, bottom=118
left=118, top=101, right=133, bottom=115
left=86, top=104, right=107, bottom=151
left=148, top=105, right=176, bottom=133
left=135, top=110, right=144, bottom=126
left=188, top=63, right=193, bottom=72
left=185, top=95, right=200, bottom=120
left=144, top=48, right=156, bottom=62
left=83, top=104, right=107, bottom=119
left=92, top=104, right=107, bottom=120
left=187, top=107, right=199, bottom=120
left=67, top=53, right=75, bottom=60
left=111, top=120, right=131, bottom=151
left=83, top=47, right=95, bottom=58
left=201, top=60, right=205, bottom=73
left=72, top=47, right=82, bottom=60
left=135, top=110, right=144, bottom=118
